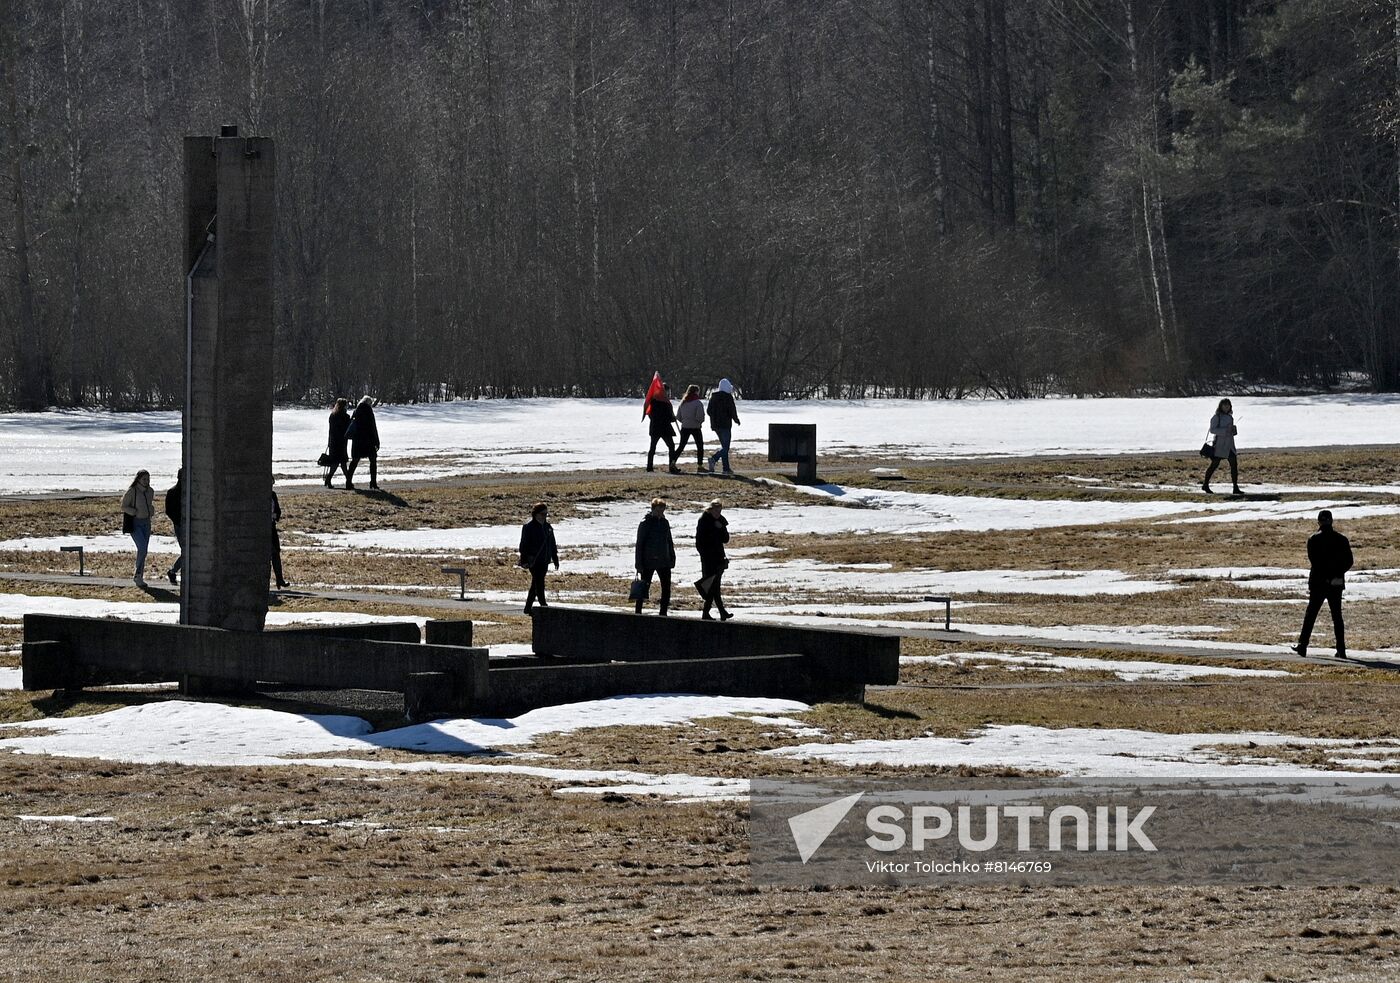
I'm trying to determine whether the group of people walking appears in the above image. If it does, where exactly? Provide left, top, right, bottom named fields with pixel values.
left=644, top=378, right=741, bottom=475
left=323, top=396, right=381, bottom=490
left=519, top=495, right=732, bottom=620
left=120, top=469, right=287, bottom=590
left=1198, top=397, right=1354, bottom=658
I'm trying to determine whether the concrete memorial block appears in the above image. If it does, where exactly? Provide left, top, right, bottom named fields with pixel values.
left=768, top=423, right=818, bottom=483
left=182, top=127, right=276, bottom=632
left=424, top=620, right=474, bottom=647
left=529, top=607, right=898, bottom=700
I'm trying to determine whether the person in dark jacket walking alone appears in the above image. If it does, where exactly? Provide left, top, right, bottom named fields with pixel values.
left=646, top=385, right=681, bottom=474
left=676, top=384, right=706, bottom=472
left=346, top=396, right=381, bottom=490
left=695, top=498, right=732, bottom=620
left=634, top=497, right=676, bottom=615
left=1292, top=510, right=1353, bottom=659
left=519, top=502, right=560, bottom=614
left=326, top=398, right=352, bottom=488
left=270, top=486, right=289, bottom=589
left=165, top=468, right=185, bottom=585
left=706, top=379, right=741, bottom=474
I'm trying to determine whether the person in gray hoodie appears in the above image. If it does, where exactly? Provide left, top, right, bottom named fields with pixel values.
left=705, top=379, right=741, bottom=474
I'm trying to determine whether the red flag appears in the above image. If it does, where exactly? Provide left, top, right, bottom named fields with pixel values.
left=642, top=371, right=664, bottom=418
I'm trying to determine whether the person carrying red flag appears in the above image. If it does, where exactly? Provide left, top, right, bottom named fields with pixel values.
left=642, top=373, right=680, bottom=473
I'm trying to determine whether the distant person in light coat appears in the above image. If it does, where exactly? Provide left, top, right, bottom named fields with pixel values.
left=676, top=384, right=707, bottom=472
left=634, top=497, right=676, bottom=615
left=706, top=378, right=741, bottom=475
left=120, top=470, right=155, bottom=588
left=1292, top=510, right=1354, bottom=659
left=519, top=502, right=560, bottom=614
left=1202, top=397, right=1241, bottom=495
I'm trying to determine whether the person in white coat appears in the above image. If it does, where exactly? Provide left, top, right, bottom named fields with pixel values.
left=1202, top=398, right=1241, bottom=495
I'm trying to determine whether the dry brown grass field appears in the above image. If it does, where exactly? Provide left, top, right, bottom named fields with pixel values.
left=2, top=448, right=1399, bottom=980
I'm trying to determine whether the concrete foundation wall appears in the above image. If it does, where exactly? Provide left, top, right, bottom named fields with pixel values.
left=530, top=608, right=899, bottom=686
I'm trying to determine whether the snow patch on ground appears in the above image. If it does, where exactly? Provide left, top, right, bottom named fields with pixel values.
left=765, top=724, right=1398, bottom=777
left=0, top=667, right=22, bottom=690
left=901, top=650, right=1293, bottom=681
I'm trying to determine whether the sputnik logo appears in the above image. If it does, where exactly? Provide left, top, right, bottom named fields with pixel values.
left=788, top=792, right=865, bottom=864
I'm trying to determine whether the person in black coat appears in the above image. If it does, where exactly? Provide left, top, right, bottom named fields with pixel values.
left=1292, top=510, right=1354, bottom=659
left=326, top=397, right=352, bottom=488
left=695, top=498, right=732, bottom=621
left=519, top=502, right=560, bottom=614
left=270, top=486, right=289, bottom=589
left=646, top=385, right=681, bottom=474
left=164, top=468, right=185, bottom=586
left=634, top=497, right=676, bottom=615
left=346, top=396, right=381, bottom=490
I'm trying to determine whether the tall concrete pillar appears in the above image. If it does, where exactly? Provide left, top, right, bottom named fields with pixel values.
left=182, top=128, right=275, bottom=631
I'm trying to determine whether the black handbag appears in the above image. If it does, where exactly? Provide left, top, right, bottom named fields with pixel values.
left=629, top=576, right=648, bottom=602
left=1199, top=442, right=1214, bottom=459
left=122, top=512, right=133, bottom=534
left=317, top=451, right=333, bottom=467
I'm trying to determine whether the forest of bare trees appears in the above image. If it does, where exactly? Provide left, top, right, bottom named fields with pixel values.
left=0, top=0, right=1397, bottom=408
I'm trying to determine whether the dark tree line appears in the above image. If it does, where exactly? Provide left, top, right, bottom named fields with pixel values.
left=0, top=0, right=1397, bottom=409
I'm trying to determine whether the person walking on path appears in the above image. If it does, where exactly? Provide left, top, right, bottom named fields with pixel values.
left=634, top=497, right=676, bottom=615
left=645, top=384, right=681, bottom=474
left=270, top=487, right=289, bottom=589
left=1292, top=510, right=1353, bottom=659
left=519, top=502, right=560, bottom=614
left=325, top=397, right=352, bottom=488
left=676, top=384, right=707, bottom=472
left=164, top=468, right=185, bottom=586
left=706, top=379, right=741, bottom=474
left=695, top=498, right=733, bottom=621
left=120, top=470, right=156, bottom=587
left=1202, top=398, right=1241, bottom=495
left=346, top=396, right=381, bottom=490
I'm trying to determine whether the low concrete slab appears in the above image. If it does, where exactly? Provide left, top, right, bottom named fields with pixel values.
left=530, top=607, right=899, bottom=690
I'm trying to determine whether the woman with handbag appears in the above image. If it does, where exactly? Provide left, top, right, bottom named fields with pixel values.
left=120, top=470, right=156, bottom=587
left=346, top=395, right=381, bottom=490
left=695, top=498, right=733, bottom=620
left=1202, top=398, right=1242, bottom=495
left=324, top=398, right=352, bottom=488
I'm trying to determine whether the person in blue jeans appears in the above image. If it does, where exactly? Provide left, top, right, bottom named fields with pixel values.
left=120, top=470, right=155, bottom=587
left=705, top=378, right=741, bottom=474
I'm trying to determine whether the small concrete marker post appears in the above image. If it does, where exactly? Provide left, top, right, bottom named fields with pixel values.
left=59, top=545, right=85, bottom=577
left=442, top=566, right=468, bottom=600
left=768, top=423, right=818, bottom=484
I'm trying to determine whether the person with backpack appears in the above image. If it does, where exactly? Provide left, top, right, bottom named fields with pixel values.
left=346, top=396, right=381, bottom=490
left=706, top=379, right=741, bottom=475
left=164, top=468, right=185, bottom=586
left=695, top=498, right=733, bottom=621
left=634, top=497, right=676, bottom=615
left=676, top=384, right=707, bottom=472
left=519, top=502, right=560, bottom=614
left=120, top=470, right=156, bottom=588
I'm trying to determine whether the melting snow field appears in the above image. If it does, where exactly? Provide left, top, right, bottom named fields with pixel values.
left=901, top=650, right=1293, bottom=681
left=765, top=724, right=1400, bottom=778
left=3, top=393, right=1400, bottom=493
